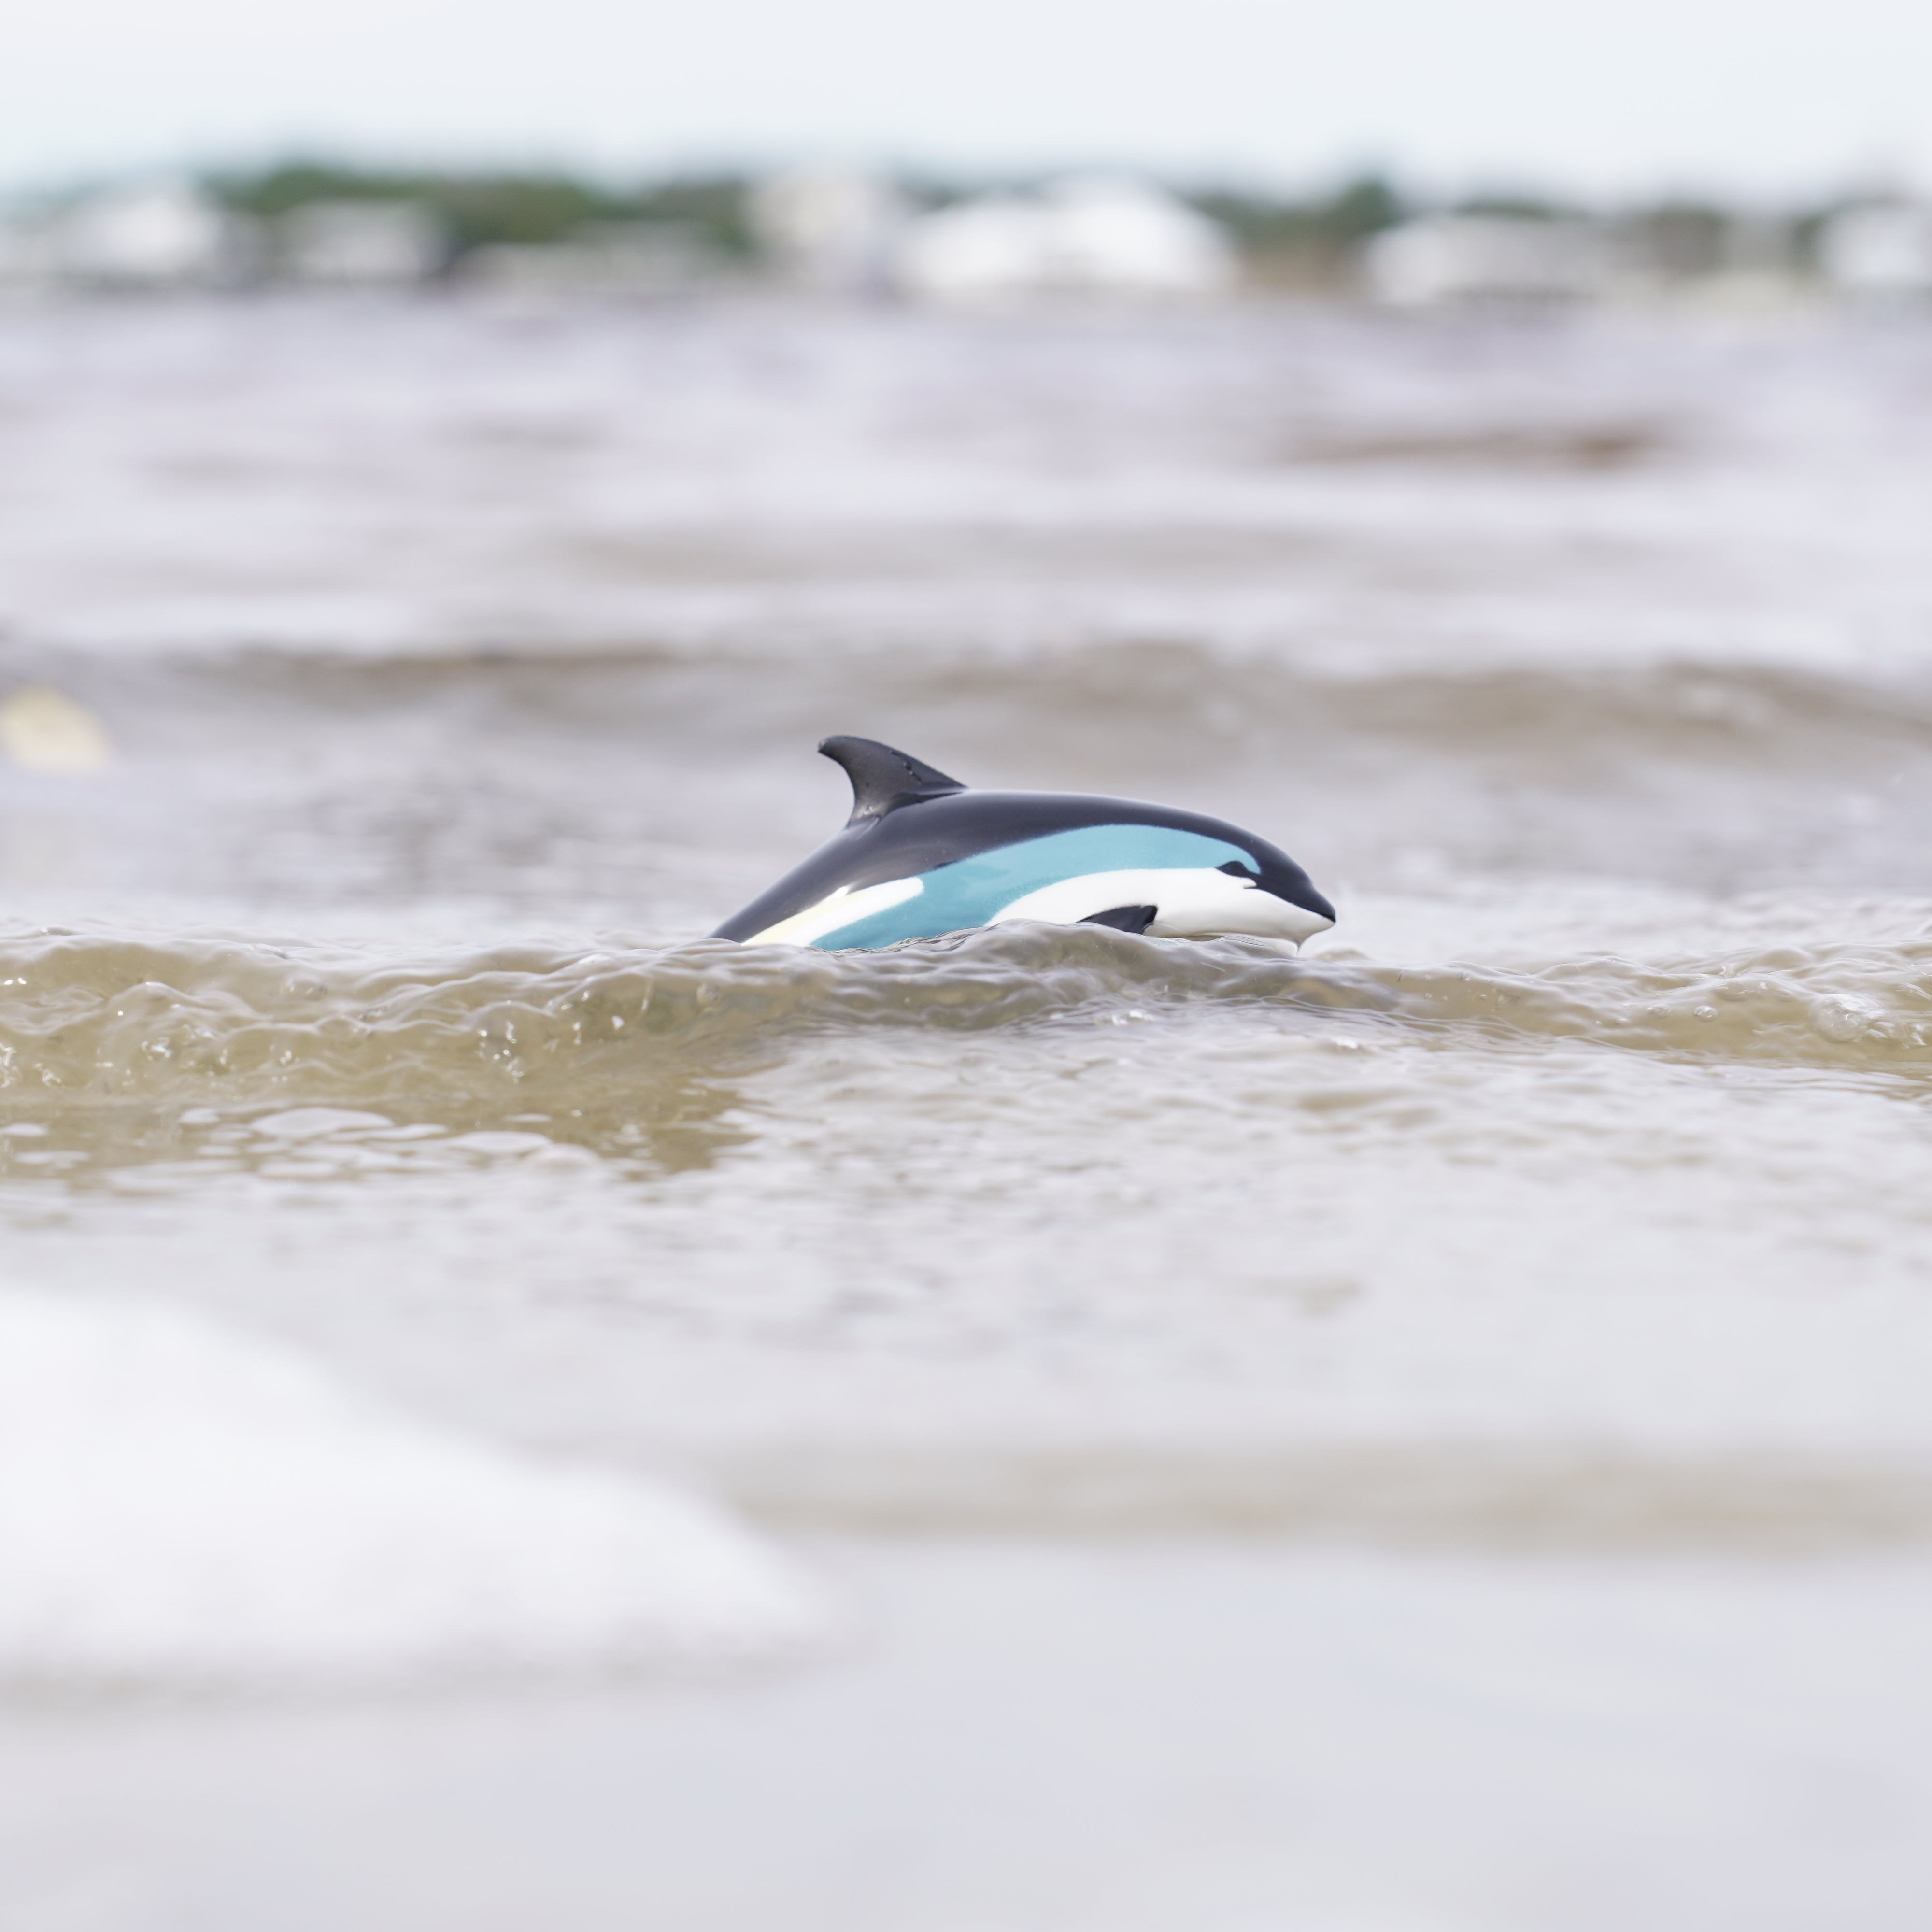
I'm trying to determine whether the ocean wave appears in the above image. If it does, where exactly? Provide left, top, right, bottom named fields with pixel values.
left=1, top=921, right=1929, bottom=1142
left=27, top=631, right=1932, bottom=767
left=144, top=634, right=1932, bottom=755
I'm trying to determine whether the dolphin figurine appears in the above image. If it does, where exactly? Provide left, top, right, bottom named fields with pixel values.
left=712, top=737, right=1335, bottom=951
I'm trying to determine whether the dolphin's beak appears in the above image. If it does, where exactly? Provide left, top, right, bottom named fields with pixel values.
left=1293, top=882, right=1337, bottom=927
left=1268, top=877, right=1335, bottom=935
left=1249, top=885, right=1332, bottom=947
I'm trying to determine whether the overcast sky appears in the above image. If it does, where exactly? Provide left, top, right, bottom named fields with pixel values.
left=5, top=0, right=1929, bottom=198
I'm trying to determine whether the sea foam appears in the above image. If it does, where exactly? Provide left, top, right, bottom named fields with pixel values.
left=0, top=1291, right=827, bottom=1690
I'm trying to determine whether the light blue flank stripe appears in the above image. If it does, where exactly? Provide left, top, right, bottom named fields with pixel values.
left=814, top=824, right=1249, bottom=950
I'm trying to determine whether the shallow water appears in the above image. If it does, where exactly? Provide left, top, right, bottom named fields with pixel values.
left=10, top=1542, right=1932, bottom=1932
left=4, top=293, right=1932, bottom=1923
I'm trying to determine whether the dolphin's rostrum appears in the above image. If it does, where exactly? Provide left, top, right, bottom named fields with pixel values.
left=712, top=737, right=1336, bottom=952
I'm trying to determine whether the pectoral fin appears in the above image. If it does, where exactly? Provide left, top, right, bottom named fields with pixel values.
left=1081, top=904, right=1158, bottom=934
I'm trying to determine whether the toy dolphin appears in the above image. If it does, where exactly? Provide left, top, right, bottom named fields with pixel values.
left=713, top=737, right=1335, bottom=951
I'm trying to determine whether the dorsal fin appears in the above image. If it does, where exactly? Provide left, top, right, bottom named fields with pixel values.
left=819, top=736, right=966, bottom=825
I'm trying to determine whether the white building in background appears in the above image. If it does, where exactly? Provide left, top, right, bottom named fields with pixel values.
left=1818, top=203, right=1932, bottom=300
left=1364, top=215, right=1610, bottom=308
left=49, top=180, right=241, bottom=287
left=277, top=202, right=443, bottom=286
left=748, top=167, right=907, bottom=293
left=895, top=178, right=1236, bottom=303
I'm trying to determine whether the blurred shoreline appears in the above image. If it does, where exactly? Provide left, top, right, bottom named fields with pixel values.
left=2, top=160, right=1929, bottom=310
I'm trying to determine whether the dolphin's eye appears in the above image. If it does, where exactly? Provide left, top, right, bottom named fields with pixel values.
left=1217, top=860, right=1259, bottom=881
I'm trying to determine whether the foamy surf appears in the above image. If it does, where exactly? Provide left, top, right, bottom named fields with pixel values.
left=0, top=1291, right=828, bottom=1692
